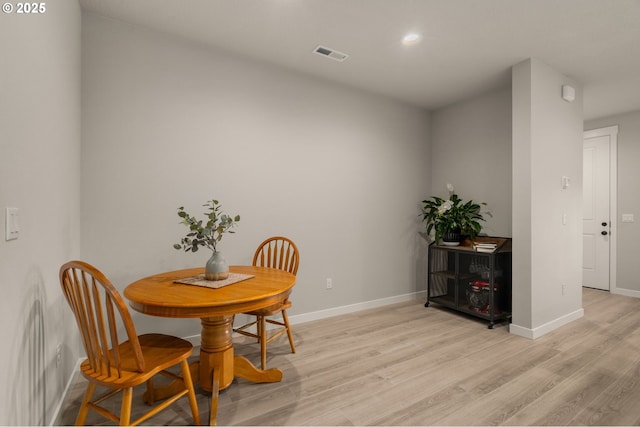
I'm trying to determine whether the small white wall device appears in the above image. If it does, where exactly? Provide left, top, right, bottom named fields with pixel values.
left=562, top=85, right=575, bottom=102
left=5, top=207, right=19, bottom=241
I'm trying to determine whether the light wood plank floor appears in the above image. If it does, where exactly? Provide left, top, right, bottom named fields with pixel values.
left=58, top=288, right=640, bottom=425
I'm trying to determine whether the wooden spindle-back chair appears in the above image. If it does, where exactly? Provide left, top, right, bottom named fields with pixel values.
left=59, top=261, right=200, bottom=426
left=234, top=236, right=299, bottom=369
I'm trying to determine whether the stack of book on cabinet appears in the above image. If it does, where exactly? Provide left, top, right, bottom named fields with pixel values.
left=473, top=242, right=497, bottom=253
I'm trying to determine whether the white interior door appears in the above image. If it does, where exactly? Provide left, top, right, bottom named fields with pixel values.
left=582, top=133, right=611, bottom=290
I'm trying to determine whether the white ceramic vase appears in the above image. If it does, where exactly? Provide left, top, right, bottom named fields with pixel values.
left=205, top=251, right=229, bottom=280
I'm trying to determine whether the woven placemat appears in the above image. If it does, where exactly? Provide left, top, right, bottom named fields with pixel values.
left=174, top=273, right=254, bottom=289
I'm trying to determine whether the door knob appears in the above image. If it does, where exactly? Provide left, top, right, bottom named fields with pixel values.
left=601, top=231, right=608, bottom=236
left=601, top=222, right=608, bottom=227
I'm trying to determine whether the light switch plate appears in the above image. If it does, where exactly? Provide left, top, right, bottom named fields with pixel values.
left=5, top=207, right=19, bottom=241
left=622, top=213, right=634, bottom=223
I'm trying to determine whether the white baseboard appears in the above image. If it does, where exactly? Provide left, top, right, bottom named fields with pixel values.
left=612, top=287, right=640, bottom=298
left=288, top=290, right=427, bottom=325
left=222, top=291, right=428, bottom=336
left=509, top=308, right=584, bottom=339
left=49, top=358, right=83, bottom=426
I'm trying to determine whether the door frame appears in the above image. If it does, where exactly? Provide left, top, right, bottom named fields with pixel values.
left=583, top=125, right=617, bottom=294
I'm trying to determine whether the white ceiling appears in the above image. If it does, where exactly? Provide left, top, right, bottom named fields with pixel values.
left=79, top=0, right=640, bottom=120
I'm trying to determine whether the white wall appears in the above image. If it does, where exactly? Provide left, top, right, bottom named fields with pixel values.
left=0, top=2, right=82, bottom=425
left=430, top=86, right=512, bottom=237
left=81, top=13, right=431, bottom=337
left=511, top=58, right=584, bottom=338
left=585, top=110, right=640, bottom=295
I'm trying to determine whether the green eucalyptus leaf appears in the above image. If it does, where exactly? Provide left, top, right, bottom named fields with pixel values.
left=174, top=198, right=240, bottom=254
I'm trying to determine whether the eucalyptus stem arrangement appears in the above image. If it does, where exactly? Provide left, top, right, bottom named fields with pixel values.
left=173, top=199, right=240, bottom=253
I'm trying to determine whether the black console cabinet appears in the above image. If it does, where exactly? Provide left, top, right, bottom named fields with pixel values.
left=425, top=237, right=512, bottom=328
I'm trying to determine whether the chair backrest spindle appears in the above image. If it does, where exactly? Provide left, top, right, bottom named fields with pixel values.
left=252, top=236, right=299, bottom=275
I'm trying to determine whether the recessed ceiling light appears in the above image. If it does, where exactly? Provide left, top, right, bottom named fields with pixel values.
left=402, top=33, right=422, bottom=46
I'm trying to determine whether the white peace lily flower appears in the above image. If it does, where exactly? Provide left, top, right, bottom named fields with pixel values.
left=421, top=183, right=487, bottom=244
left=438, top=200, right=453, bottom=214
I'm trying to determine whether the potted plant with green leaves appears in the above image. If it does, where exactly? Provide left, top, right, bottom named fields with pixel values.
left=421, top=184, right=486, bottom=245
left=173, top=199, right=240, bottom=280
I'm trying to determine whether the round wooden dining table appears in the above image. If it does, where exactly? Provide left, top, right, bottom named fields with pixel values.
left=124, top=265, right=296, bottom=425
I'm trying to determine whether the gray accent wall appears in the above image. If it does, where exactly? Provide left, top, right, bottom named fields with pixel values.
left=80, top=12, right=431, bottom=337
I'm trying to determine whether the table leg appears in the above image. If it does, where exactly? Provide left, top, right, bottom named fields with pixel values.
left=234, top=355, right=282, bottom=383
left=143, top=314, right=284, bottom=425
left=199, top=315, right=282, bottom=426
left=198, top=316, right=284, bottom=387
left=199, top=316, right=235, bottom=392
left=142, top=361, right=199, bottom=405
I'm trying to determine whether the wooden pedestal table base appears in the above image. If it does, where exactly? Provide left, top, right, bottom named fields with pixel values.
left=143, top=315, right=282, bottom=425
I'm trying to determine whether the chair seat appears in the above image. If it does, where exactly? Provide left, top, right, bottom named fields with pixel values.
left=80, top=333, right=193, bottom=388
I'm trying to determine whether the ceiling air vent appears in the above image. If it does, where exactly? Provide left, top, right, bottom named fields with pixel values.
left=313, top=45, right=349, bottom=62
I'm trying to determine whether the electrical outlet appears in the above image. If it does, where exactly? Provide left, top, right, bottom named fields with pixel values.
left=326, top=278, right=333, bottom=289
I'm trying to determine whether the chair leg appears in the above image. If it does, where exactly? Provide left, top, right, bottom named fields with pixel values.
left=209, top=366, right=221, bottom=426
left=119, top=387, right=133, bottom=426
left=281, top=309, right=296, bottom=354
left=256, top=315, right=263, bottom=343
left=144, top=378, right=155, bottom=405
left=181, top=359, right=201, bottom=426
left=259, top=315, right=267, bottom=370
left=75, top=382, right=96, bottom=426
